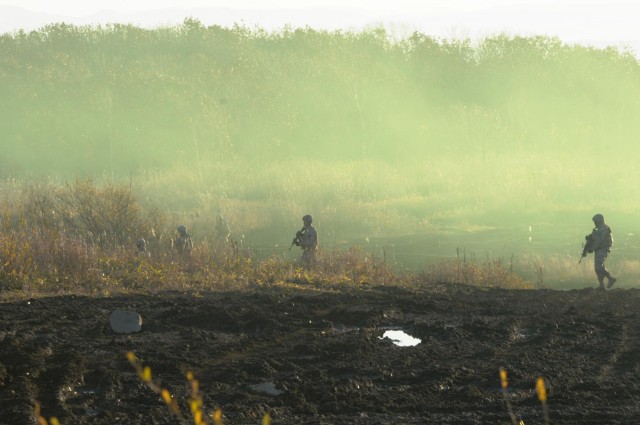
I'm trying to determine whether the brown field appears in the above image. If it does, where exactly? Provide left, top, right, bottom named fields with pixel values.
left=1, top=282, right=638, bottom=424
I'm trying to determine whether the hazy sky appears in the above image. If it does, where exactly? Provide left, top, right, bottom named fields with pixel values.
left=6, top=0, right=557, bottom=15
left=0, top=0, right=630, bottom=15
left=1, top=0, right=639, bottom=53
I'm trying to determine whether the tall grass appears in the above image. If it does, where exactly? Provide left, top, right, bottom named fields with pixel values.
left=104, top=152, right=640, bottom=239
left=3, top=162, right=640, bottom=293
left=0, top=179, right=534, bottom=295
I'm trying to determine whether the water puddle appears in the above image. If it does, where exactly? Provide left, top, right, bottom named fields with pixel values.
left=331, top=324, right=360, bottom=334
left=516, top=328, right=538, bottom=340
left=249, top=382, right=283, bottom=396
left=381, top=330, right=421, bottom=347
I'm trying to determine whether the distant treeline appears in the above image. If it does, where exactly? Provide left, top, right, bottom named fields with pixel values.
left=1, top=19, right=639, bottom=174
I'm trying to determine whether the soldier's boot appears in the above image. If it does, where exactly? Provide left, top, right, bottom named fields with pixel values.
left=607, top=275, right=617, bottom=289
left=597, top=277, right=606, bottom=290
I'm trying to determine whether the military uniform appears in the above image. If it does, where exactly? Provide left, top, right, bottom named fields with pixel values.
left=173, top=225, right=193, bottom=256
left=136, top=238, right=151, bottom=258
left=298, top=215, right=318, bottom=267
left=587, top=214, right=616, bottom=289
left=214, top=213, right=231, bottom=242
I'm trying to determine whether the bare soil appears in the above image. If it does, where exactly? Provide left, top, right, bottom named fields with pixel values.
left=1, top=283, right=639, bottom=424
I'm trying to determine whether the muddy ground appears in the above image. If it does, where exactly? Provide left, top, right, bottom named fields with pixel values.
left=1, top=282, right=639, bottom=425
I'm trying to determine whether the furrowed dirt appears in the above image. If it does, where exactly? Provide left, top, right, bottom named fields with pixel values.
left=1, top=283, right=639, bottom=424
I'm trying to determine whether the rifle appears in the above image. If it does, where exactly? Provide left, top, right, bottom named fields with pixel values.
left=579, top=233, right=595, bottom=264
left=289, top=226, right=305, bottom=251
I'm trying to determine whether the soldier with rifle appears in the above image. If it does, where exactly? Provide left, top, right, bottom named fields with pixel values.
left=290, top=214, right=318, bottom=267
left=580, top=213, right=616, bottom=290
left=173, top=225, right=193, bottom=257
left=135, top=238, right=151, bottom=258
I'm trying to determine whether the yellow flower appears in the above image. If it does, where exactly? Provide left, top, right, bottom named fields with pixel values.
left=141, top=366, right=152, bottom=383
left=499, top=367, right=508, bottom=390
left=536, top=377, right=547, bottom=402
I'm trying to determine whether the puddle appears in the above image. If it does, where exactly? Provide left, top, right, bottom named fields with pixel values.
left=381, top=330, right=421, bottom=347
left=249, top=382, right=283, bottom=396
left=331, top=324, right=360, bottom=334
left=510, top=327, right=538, bottom=341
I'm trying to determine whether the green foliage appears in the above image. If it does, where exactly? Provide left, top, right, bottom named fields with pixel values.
left=1, top=21, right=639, bottom=174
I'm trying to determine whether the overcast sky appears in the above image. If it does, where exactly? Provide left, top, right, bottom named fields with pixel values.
left=1, top=0, right=639, bottom=54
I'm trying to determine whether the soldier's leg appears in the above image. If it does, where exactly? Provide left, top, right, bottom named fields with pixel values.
left=594, top=250, right=608, bottom=289
left=300, top=249, right=310, bottom=268
left=599, top=250, right=617, bottom=288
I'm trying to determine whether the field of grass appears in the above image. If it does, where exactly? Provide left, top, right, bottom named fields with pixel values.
left=2, top=24, right=640, bottom=293
left=0, top=176, right=544, bottom=296
left=2, top=157, right=638, bottom=296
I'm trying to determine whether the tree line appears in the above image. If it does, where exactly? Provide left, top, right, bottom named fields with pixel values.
left=1, top=19, right=638, bottom=175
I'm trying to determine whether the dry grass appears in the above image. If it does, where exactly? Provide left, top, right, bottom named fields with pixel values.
left=419, top=255, right=534, bottom=289
left=0, top=219, right=531, bottom=298
left=0, top=236, right=532, bottom=297
left=0, top=179, right=534, bottom=297
left=125, top=351, right=272, bottom=425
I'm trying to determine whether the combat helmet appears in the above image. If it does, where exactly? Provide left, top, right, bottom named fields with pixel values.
left=136, top=238, right=146, bottom=248
left=177, top=225, right=188, bottom=234
left=592, top=213, right=604, bottom=224
left=302, top=214, right=313, bottom=224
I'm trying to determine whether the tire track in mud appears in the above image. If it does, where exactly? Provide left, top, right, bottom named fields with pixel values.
left=593, top=308, right=640, bottom=406
left=531, top=290, right=640, bottom=422
left=596, top=322, right=629, bottom=383
left=0, top=332, right=43, bottom=424
left=0, top=333, right=79, bottom=424
left=33, top=352, right=87, bottom=419
left=401, top=288, right=640, bottom=424
left=0, top=298, right=129, bottom=424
